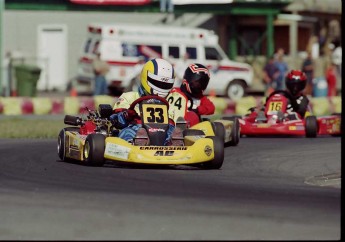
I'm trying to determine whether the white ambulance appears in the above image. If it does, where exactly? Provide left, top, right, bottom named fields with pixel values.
left=74, top=23, right=253, bottom=100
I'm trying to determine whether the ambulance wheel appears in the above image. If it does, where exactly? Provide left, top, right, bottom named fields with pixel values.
left=226, top=80, right=246, bottom=101
left=305, top=116, right=318, bottom=138
left=212, top=122, right=225, bottom=143
left=57, top=127, right=79, bottom=161
left=203, top=136, right=224, bottom=169
left=83, top=134, right=106, bottom=166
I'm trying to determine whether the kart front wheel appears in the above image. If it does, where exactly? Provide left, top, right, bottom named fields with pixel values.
left=57, top=127, right=79, bottom=161
left=212, top=122, right=225, bottom=143
left=203, top=136, right=224, bottom=169
left=83, top=134, right=106, bottom=166
left=305, top=116, right=318, bottom=138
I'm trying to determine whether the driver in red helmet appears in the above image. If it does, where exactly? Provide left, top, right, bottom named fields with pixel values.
left=267, top=69, right=311, bottom=119
left=167, top=63, right=215, bottom=126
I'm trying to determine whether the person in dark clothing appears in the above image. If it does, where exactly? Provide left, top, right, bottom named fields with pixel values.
left=301, top=51, right=314, bottom=96
left=266, top=70, right=311, bottom=119
left=262, top=55, right=280, bottom=96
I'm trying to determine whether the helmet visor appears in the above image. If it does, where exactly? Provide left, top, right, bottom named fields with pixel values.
left=189, top=79, right=208, bottom=98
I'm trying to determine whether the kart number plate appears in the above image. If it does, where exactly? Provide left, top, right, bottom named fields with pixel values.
left=267, top=101, right=283, bottom=114
left=142, top=104, right=168, bottom=124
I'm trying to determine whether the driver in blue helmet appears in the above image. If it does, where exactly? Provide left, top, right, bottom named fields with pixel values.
left=109, top=58, right=176, bottom=145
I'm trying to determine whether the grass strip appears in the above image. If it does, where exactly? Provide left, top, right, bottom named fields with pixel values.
left=0, top=118, right=67, bottom=139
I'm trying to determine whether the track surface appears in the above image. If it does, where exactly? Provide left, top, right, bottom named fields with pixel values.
left=0, top=137, right=341, bottom=240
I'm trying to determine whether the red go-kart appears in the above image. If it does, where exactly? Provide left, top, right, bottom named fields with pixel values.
left=238, top=91, right=341, bottom=138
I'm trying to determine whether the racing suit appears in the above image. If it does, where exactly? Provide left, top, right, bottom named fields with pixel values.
left=167, top=87, right=215, bottom=126
left=266, top=90, right=311, bottom=119
left=110, top=91, right=175, bottom=145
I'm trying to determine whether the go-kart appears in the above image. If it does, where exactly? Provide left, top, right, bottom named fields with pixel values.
left=57, top=95, right=224, bottom=169
left=238, top=91, right=341, bottom=137
left=167, top=90, right=240, bottom=146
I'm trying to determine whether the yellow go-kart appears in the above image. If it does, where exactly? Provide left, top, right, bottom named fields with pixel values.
left=57, top=95, right=224, bottom=169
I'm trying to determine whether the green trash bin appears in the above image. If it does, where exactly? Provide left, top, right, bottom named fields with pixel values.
left=15, top=65, right=41, bottom=97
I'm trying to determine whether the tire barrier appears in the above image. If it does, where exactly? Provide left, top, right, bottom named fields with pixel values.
left=0, top=95, right=341, bottom=116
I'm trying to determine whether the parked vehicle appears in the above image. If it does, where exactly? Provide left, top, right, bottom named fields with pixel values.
left=73, top=23, right=253, bottom=100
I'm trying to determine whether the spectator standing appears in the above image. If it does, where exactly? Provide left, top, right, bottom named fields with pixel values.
left=262, top=55, right=279, bottom=96
left=92, top=52, right=110, bottom=95
left=274, top=48, right=289, bottom=91
left=325, top=62, right=337, bottom=97
left=301, top=51, right=314, bottom=96
left=160, top=0, right=174, bottom=13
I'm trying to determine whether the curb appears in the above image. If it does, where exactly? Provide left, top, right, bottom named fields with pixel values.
left=0, top=95, right=341, bottom=116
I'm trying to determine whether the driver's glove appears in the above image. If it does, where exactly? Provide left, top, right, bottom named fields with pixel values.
left=110, top=109, right=138, bottom=129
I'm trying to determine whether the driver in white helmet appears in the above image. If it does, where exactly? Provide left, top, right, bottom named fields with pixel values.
left=109, top=58, right=176, bottom=145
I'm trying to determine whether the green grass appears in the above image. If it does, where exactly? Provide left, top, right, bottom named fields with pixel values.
left=0, top=118, right=67, bottom=138
left=0, top=114, right=224, bottom=139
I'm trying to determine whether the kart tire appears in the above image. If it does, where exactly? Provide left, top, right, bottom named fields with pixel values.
left=57, top=127, right=79, bottom=161
left=83, top=134, right=106, bottom=166
left=183, top=129, right=205, bottom=136
left=203, top=136, right=224, bottom=169
left=212, top=122, right=225, bottom=143
left=223, top=117, right=240, bottom=146
left=305, top=116, right=318, bottom=138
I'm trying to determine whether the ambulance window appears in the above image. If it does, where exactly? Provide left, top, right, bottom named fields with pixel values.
left=186, top=47, right=197, bottom=59
left=138, top=45, right=162, bottom=59
left=169, top=46, right=179, bottom=58
left=84, top=38, right=92, bottom=53
left=205, top=47, right=222, bottom=60
left=122, top=43, right=139, bottom=57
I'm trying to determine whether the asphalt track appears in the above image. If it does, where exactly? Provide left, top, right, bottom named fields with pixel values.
left=0, top=137, right=341, bottom=240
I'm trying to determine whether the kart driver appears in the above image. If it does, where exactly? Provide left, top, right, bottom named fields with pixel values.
left=109, top=58, right=176, bottom=145
left=167, top=63, right=215, bottom=126
left=266, top=69, right=312, bottom=119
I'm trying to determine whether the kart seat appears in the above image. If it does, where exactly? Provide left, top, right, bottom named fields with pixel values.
left=133, top=127, right=149, bottom=146
left=255, top=111, right=267, bottom=123
left=176, top=116, right=189, bottom=131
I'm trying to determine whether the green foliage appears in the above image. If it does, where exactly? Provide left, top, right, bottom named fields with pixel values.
left=0, top=118, right=67, bottom=139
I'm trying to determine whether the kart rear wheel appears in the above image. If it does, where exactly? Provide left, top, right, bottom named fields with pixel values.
left=203, top=136, right=224, bottom=169
left=212, top=122, right=225, bottom=143
left=57, top=127, right=79, bottom=161
left=223, top=117, right=240, bottom=146
left=305, top=116, right=318, bottom=138
left=83, top=134, right=106, bottom=166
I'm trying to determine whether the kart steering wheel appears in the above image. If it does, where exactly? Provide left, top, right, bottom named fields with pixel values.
left=128, top=95, right=170, bottom=111
left=266, top=90, right=293, bottom=102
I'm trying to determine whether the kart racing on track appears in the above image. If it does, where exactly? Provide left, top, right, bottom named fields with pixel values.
left=167, top=90, right=240, bottom=146
left=57, top=95, right=224, bottom=169
left=237, top=91, right=341, bottom=137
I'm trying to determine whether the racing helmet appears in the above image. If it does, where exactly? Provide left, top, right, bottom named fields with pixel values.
left=285, top=70, right=307, bottom=96
left=139, top=58, right=175, bottom=98
left=181, top=63, right=210, bottom=98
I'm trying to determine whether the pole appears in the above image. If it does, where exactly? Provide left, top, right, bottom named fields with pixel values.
left=0, top=0, right=4, bottom=96
left=267, top=13, right=274, bottom=58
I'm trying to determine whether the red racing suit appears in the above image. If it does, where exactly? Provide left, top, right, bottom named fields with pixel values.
left=167, top=87, right=215, bottom=126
